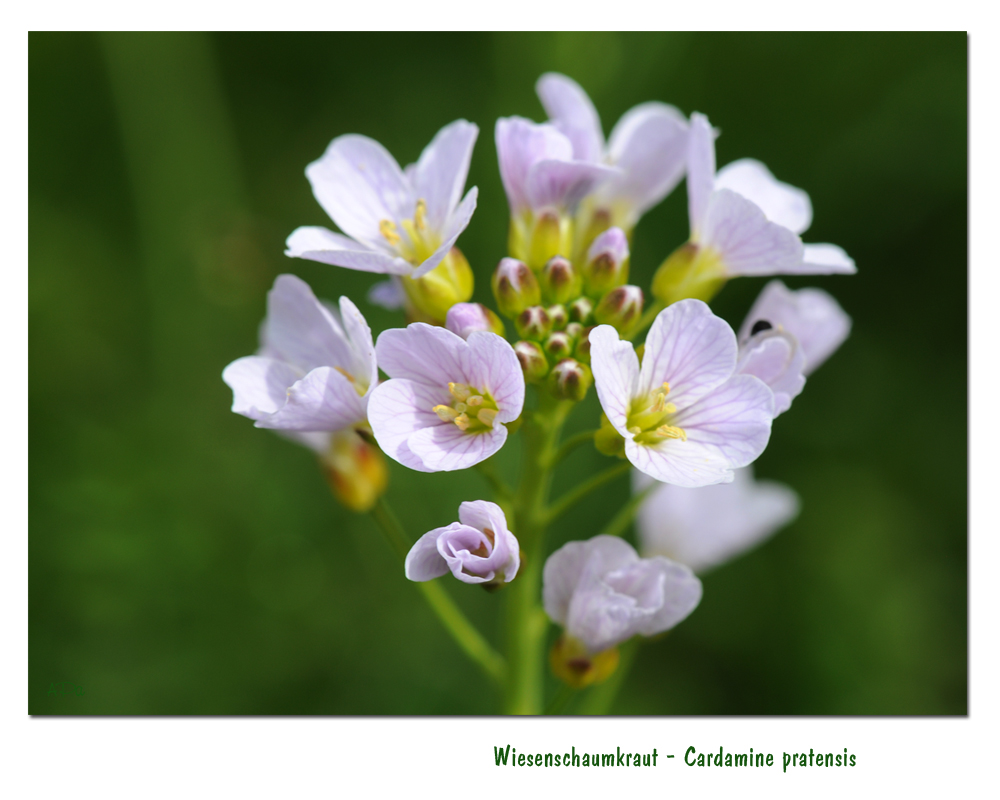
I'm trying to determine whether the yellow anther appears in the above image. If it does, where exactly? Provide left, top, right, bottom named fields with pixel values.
left=414, top=198, right=427, bottom=231
left=478, top=408, right=498, bottom=427
left=662, top=382, right=671, bottom=394
left=466, top=395, right=483, bottom=407
left=433, top=404, right=459, bottom=422
left=454, top=413, right=471, bottom=431
left=650, top=392, right=666, bottom=414
left=448, top=382, right=472, bottom=401
left=379, top=219, right=401, bottom=245
left=655, top=425, right=687, bottom=441
left=628, top=426, right=642, bottom=435
left=663, top=402, right=677, bottom=414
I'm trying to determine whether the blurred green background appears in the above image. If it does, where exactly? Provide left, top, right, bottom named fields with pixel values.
left=29, top=32, right=966, bottom=714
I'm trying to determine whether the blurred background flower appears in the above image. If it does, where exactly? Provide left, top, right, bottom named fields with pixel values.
left=29, top=32, right=966, bottom=714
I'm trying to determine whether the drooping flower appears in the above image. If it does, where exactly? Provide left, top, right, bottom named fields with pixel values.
left=536, top=73, right=689, bottom=243
left=735, top=280, right=852, bottom=416
left=652, top=113, right=855, bottom=305
left=286, top=120, right=478, bottom=278
left=634, top=467, right=799, bottom=574
left=495, top=116, right=618, bottom=269
left=222, top=274, right=376, bottom=433
left=589, top=299, right=774, bottom=487
left=405, top=501, right=519, bottom=585
left=367, top=324, right=525, bottom=472
left=543, top=535, right=702, bottom=656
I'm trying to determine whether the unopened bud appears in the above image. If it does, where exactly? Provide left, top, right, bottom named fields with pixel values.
left=514, top=340, right=549, bottom=383
left=544, top=331, right=574, bottom=361
left=574, top=325, right=595, bottom=365
left=569, top=296, right=594, bottom=325
left=515, top=305, right=552, bottom=341
left=651, top=242, right=727, bottom=306
left=582, top=227, right=630, bottom=298
left=321, top=429, right=389, bottom=513
left=575, top=207, right=613, bottom=263
left=547, top=304, right=568, bottom=331
left=594, top=285, right=644, bottom=335
left=400, top=247, right=474, bottom=324
left=541, top=256, right=582, bottom=305
left=527, top=209, right=571, bottom=271
left=492, top=257, right=541, bottom=318
left=565, top=321, right=583, bottom=341
left=550, top=634, right=619, bottom=689
left=445, top=302, right=505, bottom=340
left=548, top=358, right=592, bottom=402
left=593, top=412, right=625, bottom=457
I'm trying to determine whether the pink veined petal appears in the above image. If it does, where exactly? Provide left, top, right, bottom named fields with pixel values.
left=405, top=529, right=451, bottom=581
left=495, top=117, right=575, bottom=214
left=223, top=355, right=302, bottom=421
left=375, top=323, right=468, bottom=386
left=701, top=189, right=805, bottom=276
left=715, top=159, right=813, bottom=235
left=406, top=423, right=508, bottom=472
left=738, top=280, right=852, bottom=375
left=463, top=332, right=525, bottom=424
left=686, top=112, right=717, bottom=236
left=410, top=187, right=478, bottom=279
left=285, top=226, right=412, bottom=275
left=256, top=366, right=367, bottom=432
left=625, top=436, right=737, bottom=488
left=542, top=536, right=637, bottom=626
left=535, top=72, right=605, bottom=163
left=458, top=500, right=508, bottom=539
left=600, top=101, right=689, bottom=221
left=638, top=299, right=738, bottom=409
left=410, top=120, right=479, bottom=232
left=800, top=242, right=857, bottom=275
left=367, top=278, right=406, bottom=310
left=305, top=134, right=414, bottom=248
left=588, top=325, right=640, bottom=437
left=736, top=332, right=806, bottom=416
left=261, top=274, right=353, bottom=372
left=367, top=378, right=451, bottom=473
left=524, top=158, right=618, bottom=211
left=670, top=373, right=775, bottom=469
left=337, top=295, right=378, bottom=395
left=632, top=558, right=703, bottom=637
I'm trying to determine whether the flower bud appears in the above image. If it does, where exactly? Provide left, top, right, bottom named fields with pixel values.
left=515, top=305, right=552, bottom=341
left=547, top=304, right=568, bottom=331
left=569, top=296, right=594, bottom=325
left=593, top=412, right=625, bottom=457
left=320, top=429, right=389, bottom=513
left=550, top=634, right=619, bottom=689
left=548, top=358, right=592, bottom=402
left=541, top=256, right=582, bottom=305
left=492, top=257, right=541, bottom=318
left=574, top=207, right=612, bottom=263
left=651, top=242, right=727, bottom=307
left=565, top=321, right=583, bottom=341
left=544, top=331, right=574, bottom=361
left=574, top=325, right=594, bottom=365
left=526, top=209, right=572, bottom=271
left=582, top=227, right=630, bottom=298
left=514, top=340, right=549, bottom=383
left=400, top=247, right=474, bottom=325
left=594, top=285, right=644, bottom=336
left=445, top=302, right=506, bottom=340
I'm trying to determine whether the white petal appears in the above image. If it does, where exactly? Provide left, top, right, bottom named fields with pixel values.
left=305, top=134, right=414, bottom=247
left=407, top=424, right=508, bottom=472
left=638, top=299, right=737, bottom=410
left=367, top=278, right=406, bottom=310
left=458, top=500, right=508, bottom=537
left=337, top=295, right=378, bottom=395
left=535, top=72, right=605, bottom=163
left=375, top=323, right=467, bottom=386
left=284, top=226, right=412, bottom=275
left=631, top=558, right=702, bottom=637
left=588, top=325, right=640, bottom=437
left=405, top=530, right=450, bottom=581
left=800, top=242, right=857, bottom=275
left=410, top=187, right=478, bottom=279
left=367, top=378, right=451, bottom=472
left=736, top=331, right=806, bottom=416
left=410, top=120, right=479, bottom=232
left=625, top=437, right=736, bottom=488
left=495, top=117, right=574, bottom=214
left=715, top=159, right=813, bottom=235
left=463, top=332, right=525, bottom=424
left=222, top=355, right=302, bottom=421
left=542, top=536, right=638, bottom=626
left=524, top=158, right=619, bottom=211
left=701, top=189, right=805, bottom=276
left=686, top=112, right=717, bottom=236
left=257, top=366, right=367, bottom=432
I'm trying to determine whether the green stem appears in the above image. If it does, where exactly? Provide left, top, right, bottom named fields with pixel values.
left=576, top=638, right=641, bottom=715
left=504, top=394, right=573, bottom=714
left=603, top=482, right=656, bottom=539
left=544, top=683, right=576, bottom=715
left=547, top=428, right=599, bottom=467
left=542, top=461, right=631, bottom=527
left=475, top=459, right=513, bottom=505
left=370, top=498, right=507, bottom=686
left=628, top=301, right=665, bottom=342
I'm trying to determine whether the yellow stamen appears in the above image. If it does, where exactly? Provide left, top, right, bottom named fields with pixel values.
left=466, top=395, right=483, bottom=407
left=628, top=426, right=642, bottom=435
left=478, top=408, right=498, bottom=427
left=448, top=382, right=472, bottom=401
left=455, top=402, right=467, bottom=413
left=655, top=425, right=687, bottom=441
left=379, top=219, right=401, bottom=245
left=433, top=404, right=459, bottom=422
left=650, top=392, right=666, bottom=414
left=662, top=382, right=671, bottom=394
left=454, top=413, right=471, bottom=431
left=663, top=402, right=677, bottom=414
left=414, top=198, right=427, bottom=231
left=333, top=366, right=356, bottom=384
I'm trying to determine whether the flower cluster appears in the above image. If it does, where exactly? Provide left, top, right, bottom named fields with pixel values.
left=223, top=72, right=854, bottom=710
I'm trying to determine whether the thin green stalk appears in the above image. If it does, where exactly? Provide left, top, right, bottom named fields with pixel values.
left=628, top=301, right=665, bottom=342
left=542, top=461, right=631, bottom=527
left=370, top=498, right=506, bottom=686
left=603, top=482, right=656, bottom=538
left=576, top=638, right=641, bottom=715
left=547, top=428, right=599, bottom=467
left=544, top=683, right=576, bottom=715
left=475, top=459, right=513, bottom=504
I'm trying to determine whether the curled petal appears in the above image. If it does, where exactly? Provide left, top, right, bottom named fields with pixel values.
left=715, top=159, right=813, bottom=235
left=405, top=530, right=452, bottom=581
left=543, top=536, right=638, bottom=627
